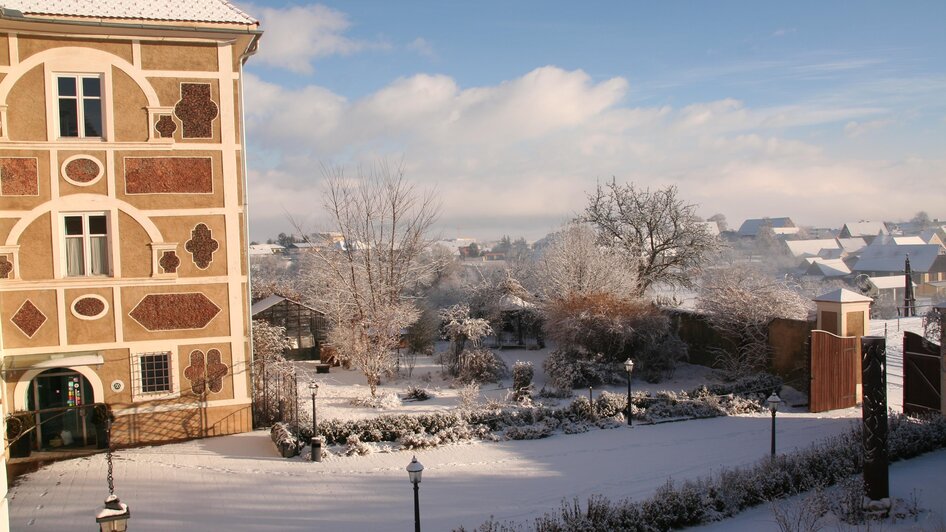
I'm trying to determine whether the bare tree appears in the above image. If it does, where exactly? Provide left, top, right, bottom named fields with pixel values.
left=300, top=162, right=440, bottom=396
left=533, top=221, right=637, bottom=301
left=583, top=180, right=719, bottom=296
left=698, top=266, right=811, bottom=376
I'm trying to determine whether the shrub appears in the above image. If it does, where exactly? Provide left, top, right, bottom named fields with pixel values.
left=512, top=361, right=534, bottom=401
left=458, top=348, right=508, bottom=383
left=403, top=385, right=434, bottom=401
left=457, top=381, right=481, bottom=410
left=543, top=349, right=619, bottom=391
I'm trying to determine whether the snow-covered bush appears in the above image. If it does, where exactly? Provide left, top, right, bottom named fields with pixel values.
left=349, top=392, right=402, bottom=409
left=456, top=381, right=481, bottom=410
left=403, top=385, right=433, bottom=401
left=270, top=422, right=304, bottom=458
left=344, top=434, right=372, bottom=456
left=457, top=348, right=508, bottom=383
left=594, top=391, right=626, bottom=418
left=503, top=421, right=555, bottom=440
left=543, top=349, right=618, bottom=391
left=511, top=361, right=534, bottom=401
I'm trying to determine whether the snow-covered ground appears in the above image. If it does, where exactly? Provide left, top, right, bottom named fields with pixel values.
left=8, top=318, right=942, bottom=531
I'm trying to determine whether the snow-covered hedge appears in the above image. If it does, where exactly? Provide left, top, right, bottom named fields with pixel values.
left=290, top=381, right=775, bottom=450
left=455, top=413, right=946, bottom=532
left=270, top=422, right=305, bottom=458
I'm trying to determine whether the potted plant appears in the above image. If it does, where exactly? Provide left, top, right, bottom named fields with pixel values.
left=91, top=404, right=114, bottom=449
left=5, top=412, right=35, bottom=458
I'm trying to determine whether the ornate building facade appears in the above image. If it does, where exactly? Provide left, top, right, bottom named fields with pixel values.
left=0, top=1, right=260, bottom=449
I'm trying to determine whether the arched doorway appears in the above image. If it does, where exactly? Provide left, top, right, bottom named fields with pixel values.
left=26, top=368, right=96, bottom=449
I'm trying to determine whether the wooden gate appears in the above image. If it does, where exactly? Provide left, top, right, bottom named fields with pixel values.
left=903, top=331, right=941, bottom=416
left=810, top=330, right=860, bottom=412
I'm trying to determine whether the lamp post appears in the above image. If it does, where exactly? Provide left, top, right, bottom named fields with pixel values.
left=310, top=382, right=320, bottom=462
left=407, top=455, right=424, bottom=532
left=766, top=392, right=782, bottom=457
left=95, top=418, right=130, bottom=531
left=624, top=358, right=635, bottom=427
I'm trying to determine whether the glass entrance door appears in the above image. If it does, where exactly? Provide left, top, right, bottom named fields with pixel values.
left=27, top=369, right=95, bottom=449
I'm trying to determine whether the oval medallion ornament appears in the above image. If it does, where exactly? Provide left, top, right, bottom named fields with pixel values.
left=71, top=294, right=109, bottom=320
left=62, top=155, right=104, bottom=186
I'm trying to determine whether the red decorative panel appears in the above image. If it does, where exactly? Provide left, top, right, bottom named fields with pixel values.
left=185, top=223, right=218, bottom=269
left=0, top=255, right=12, bottom=279
left=173, top=83, right=218, bottom=139
left=155, top=115, right=177, bottom=138
left=74, top=297, right=106, bottom=318
left=124, top=157, right=213, bottom=194
left=0, top=158, right=38, bottom=196
left=184, top=348, right=228, bottom=395
left=129, top=293, right=220, bottom=331
left=11, top=300, right=46, bottom=337
left=64, top=158, right=101, bottom=183
left=159, top=250, right=180, bottom=274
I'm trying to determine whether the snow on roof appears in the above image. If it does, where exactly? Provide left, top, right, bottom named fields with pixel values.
left=853, top=243, right=943, bottom=273
left=736, top=217, right=794, bottom=237
left=784, top=239, right=839, bottom=258
left=836, top=237, right=867, bottom=254
left=813, top=288, right=873, bottom=303
left=251, top=294, right=322, bottom=316
left=1, top=0, right=257, bottom=24
left=806, top=258, right=851, bottom=277
left=890, top=236, right=925, bottom=245
left=842, top=221, right=889, bottom=237
left=697, top=221, right=720, bottom=237
left=919, top=230, right=944, bottom=247
left=867, top=275, right=916, bottom=290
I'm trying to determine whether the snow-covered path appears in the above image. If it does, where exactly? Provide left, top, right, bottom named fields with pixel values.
left=10, top=410, right=860, bottom=531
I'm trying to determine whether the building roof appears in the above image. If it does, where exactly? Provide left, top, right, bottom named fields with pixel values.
left=784, top=239, right=839, bottom=258
left=1, top=0, right=257, bottom=24
left=867, top=275, right=916, bottom=291
left=805, top=258, right=851, bottom=278
left=697, top=221, right=720, bottom=237
left=736, top=217, right=794, bottom=237
left=841, top=221, right=889, bottom=238
left=813, top=288, right=873, bottom=303
left=251, top=295, right=322, bottom=316
left=836, top=237, right=867, bottom=254
left=853, top=243, right=943, bottom=273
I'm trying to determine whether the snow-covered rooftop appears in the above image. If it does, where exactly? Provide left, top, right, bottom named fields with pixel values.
left=867, top=275, right=915, bottom=291
left=812, top=288, right=872, bottom=303
left=841, top=221, right=889, bottom=238
left=0, top=0, right=257, bottom=24
left=736, top=217, right=794, bottom=237
left=784, top=238, right=839, bottom=258
left=805, top=258, right=850, bottom=277
left=853, top=243, right=943, bottom=273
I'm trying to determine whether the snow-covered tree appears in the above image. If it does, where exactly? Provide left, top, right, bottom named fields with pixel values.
left=533, top=221, right=637, bottom=301
left=698, top=266, right=811, bottom=376
left=439, top=304, right=493, bottom=376
left=300, top=162, right=440, bottom=396
left=583, top=180, right=719, bottom=296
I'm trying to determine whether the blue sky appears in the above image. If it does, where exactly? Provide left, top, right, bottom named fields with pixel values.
left=236, top=1, right=946, bottom=241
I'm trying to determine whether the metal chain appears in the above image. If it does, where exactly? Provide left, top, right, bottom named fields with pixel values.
left=105, top=418, right=114, bottom=495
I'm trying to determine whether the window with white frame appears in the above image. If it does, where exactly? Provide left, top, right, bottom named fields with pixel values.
left=56, top=74, right=103, bottom=138
left=63, top=213, right=110, bottom=277
left=132, top=352, right=173, bottom=396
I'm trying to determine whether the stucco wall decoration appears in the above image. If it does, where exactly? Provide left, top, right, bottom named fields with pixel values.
left=155, top=114, right=177, bottom=138
left=184, top=348, right=228, bottom=395
left=0, top=255, right=12, bottom=279
left=0, top=157, right=38, bottom=196
left=72, top=295, right=108, bottom=320
left=11, top=299, right=46, bottom=337
left=129, top=292, right=220, bottom=331
left=173, top=83, right=217, bottom=139
left=62, top=156, right=103, bottom=185
left=124, top=157, right=213, bottom=194
left=185, top=223, right=218, bottom=269
left=159, top=250, right=181, bottom=274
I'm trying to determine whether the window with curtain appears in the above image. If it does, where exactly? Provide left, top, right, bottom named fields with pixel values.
left=56, top=74, right=103, bottom=138
left=63, top=213, right=109, bottom=276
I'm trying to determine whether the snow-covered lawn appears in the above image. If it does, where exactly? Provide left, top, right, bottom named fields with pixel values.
left=8, top=318, right=942, bottom=531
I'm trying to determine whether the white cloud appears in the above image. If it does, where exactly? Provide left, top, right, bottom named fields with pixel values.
left=844, top=119, right=894, bottom=138
left=408, top=37, right=436, bottom=59
left=248, top=3, right=388, bottom=74
left=242, top=66, right=946, bottom=240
